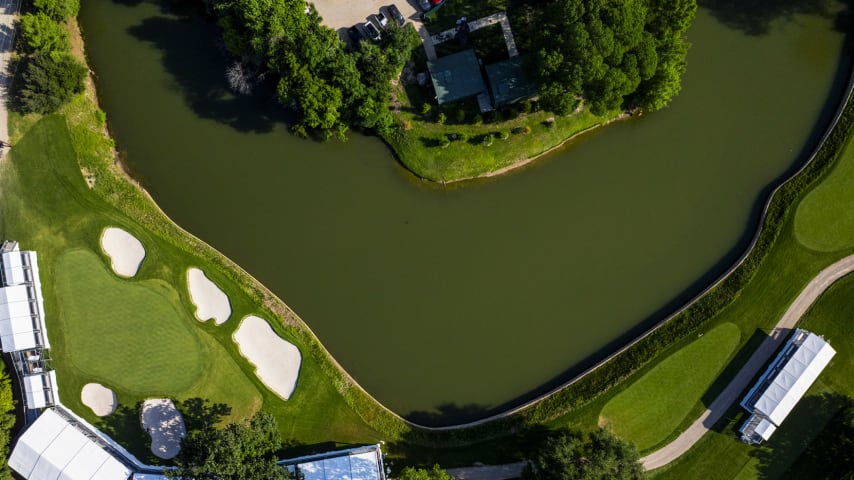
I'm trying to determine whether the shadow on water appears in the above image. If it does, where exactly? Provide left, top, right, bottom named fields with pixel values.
left=700, top=0, right=852, bottom=36
left=123, top=1, right=295, bottom=134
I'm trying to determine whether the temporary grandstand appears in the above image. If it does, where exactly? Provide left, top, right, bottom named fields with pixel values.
left=0, top=241, right=58, bottom=421
left=739, top=328, right=836, bottom=444
left=279, top=444, right=387, bottom=480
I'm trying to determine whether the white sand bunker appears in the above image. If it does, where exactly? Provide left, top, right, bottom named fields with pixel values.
left=100, top=227, right=145, bottom=277
left=187, top=267, right=231, bottom=325
left=81, top=383, right=117, bottom=417
left=233, top=315, right=302, bottom=400
left=141, top=398, right=186, bottom=460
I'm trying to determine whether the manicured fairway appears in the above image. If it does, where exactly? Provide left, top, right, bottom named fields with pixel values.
left=599, top=323, right=741, bottom=452
left=795, top=133, right=854, bottom=252
left=54, top=248, right=204, bottom=393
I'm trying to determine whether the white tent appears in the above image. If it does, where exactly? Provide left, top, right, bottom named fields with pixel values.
left=23, top=371, right=58, bottom=410
left=0, top=246, right=49, bottom=352
left=8, top=409, right=132, bottom=480
left=749, top=331, right=836, bottom=425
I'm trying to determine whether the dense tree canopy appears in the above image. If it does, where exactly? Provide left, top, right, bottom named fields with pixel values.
left=33, top=0, right=80, bottom=22
left=168, top=411, right=286, bottom=480
left=19, top=13, right=70, bottom=56
left=523, top=429, right=645, bottom=480
left=208, top=0, right=418, bottom=139
left=0, top=370, right=15, bottom=479
left=533, top=0, right=696, bottom=115
left=17, top=52, right=87, bottom=114
left=397, top=465, right=453, bottom=480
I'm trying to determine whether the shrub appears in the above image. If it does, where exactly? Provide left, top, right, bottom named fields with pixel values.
left=472, top=114, right=483, bottom=126
left=33, top=0, right=80, bottom=22
left=520, top=101, right=532, bottom=114
left=15, top=52, right=87, bottom=114
left=482, top=134, right=494, bottom=147
left=440, top=137, right=451, bottom=148
left=523, top=125, right=532, bottom=134
left=499, top=130, right=510, bottom=140
left=420, top=103, right=432, bottom=115
left=19, top=13, right=70, bottom=56
left=436, top=112, right=446, bottom=124
left=455, top=109, right=466, bottom=123
left=402, top=120, right=412, bottom=130
left=95, top=109, right=107, bottom=127
left=457, top=132, right=469, bottom=142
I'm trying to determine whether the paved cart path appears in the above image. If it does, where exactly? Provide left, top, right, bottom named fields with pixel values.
left=446, top=461, right=527, bottom=480
left=0, top=0, right=20, bottom=149
left=641, top=253, right=854, bottom=470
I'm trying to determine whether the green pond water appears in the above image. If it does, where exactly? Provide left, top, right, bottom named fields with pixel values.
left=79, top=0, right=850, bottom=424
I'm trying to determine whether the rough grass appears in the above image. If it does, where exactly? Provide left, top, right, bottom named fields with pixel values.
left=794, top=130, right=854, bottom=252
left=599, top=323, right=741, bottom=452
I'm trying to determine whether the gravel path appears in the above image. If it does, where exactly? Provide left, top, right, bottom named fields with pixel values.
left=641, top=253, right=854, bottom=470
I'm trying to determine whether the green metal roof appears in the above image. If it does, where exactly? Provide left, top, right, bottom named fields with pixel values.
left=485, top=56, right=538, bottom=106
left=428, top=49, right=486, bottom=105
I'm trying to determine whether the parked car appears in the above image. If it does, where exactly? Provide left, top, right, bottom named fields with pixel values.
left=347, top=25, right=364, bottom=44
left=375, top=10, right=389, bottom=28
left=430, top=0, right=443, bottom=5
left=418, top=0, right=431, bottom=12
left=364, top=21, right=382, bottom=41
left=387, top=4, right=406, bottom=26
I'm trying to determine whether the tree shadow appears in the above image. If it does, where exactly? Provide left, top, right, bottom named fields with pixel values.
left=176, top=397, right=231, bottom=434
left=700, top=329, right=769, bottom=408
left=124, top=4, right=295, bottom=134
left=405, top=402, right=494, bottom=428
left=752, top=393, right=852, bottom=479
left=700, top=0, right=853, bottom=36
left=387, top=423, right=551, bottom=469
left=780, top=394, right=854, bottom=479
left=97, top=402, right=163, bottom=465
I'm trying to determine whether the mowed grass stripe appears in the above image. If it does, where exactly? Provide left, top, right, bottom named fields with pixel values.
left=795, top=131, right=854, bottom=252
left=54, top=248, right=205, bottom=394
left=599, top=323, right=741, bottom=452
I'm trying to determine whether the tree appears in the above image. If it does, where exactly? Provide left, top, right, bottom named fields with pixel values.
left=33, top=0, right=80, bottom=22
left=167, top=411, right=287, bottom=480
left=19, top=13, right=70, bottom=56
left=16, top=52, right=86, bottom=114
left=523, top=429, right=645, bottom=480
left=0, top=370, right=16, bottom=479
left=397, top=465, right=453, bottom=480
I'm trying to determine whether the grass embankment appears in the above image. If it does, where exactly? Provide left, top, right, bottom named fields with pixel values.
left=599, top=323, right=741, bottom=452
left=1, top=98, right=392, bottom=460
left=387, top=87, right=620, bottom=182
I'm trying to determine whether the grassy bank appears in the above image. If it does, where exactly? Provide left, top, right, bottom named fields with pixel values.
left=386, top=83, right=621, bottom=182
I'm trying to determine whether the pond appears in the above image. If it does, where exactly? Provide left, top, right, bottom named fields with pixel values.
left=79, top=0, right=850, bottom=425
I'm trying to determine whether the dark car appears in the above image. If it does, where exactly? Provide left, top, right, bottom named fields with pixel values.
left=347, top=26, right=364, bottom=43
left=364, top=21, right=382, bottom=41
left=375, top=10, right=389, bottom=28
left=418, top=0, right=431, bottom=12
left=387, top=4, right=406, bottom=26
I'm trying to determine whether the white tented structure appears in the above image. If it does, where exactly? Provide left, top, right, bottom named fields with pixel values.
left=23, top=371, right=58, bottom=409
left=280, top=444, right=386, bottom=480
left=0, top=242, right=49, bottom=352
left=8, top=408, right=133, bottom=480
left=739, top=328, right=836, bottom=444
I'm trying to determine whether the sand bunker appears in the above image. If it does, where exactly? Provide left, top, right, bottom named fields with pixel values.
left=141, top=398, right=186, bottom=460
left=233, top=315, right=302, bottom=400
left=81, top=383, right=117, bottom=417
left=187, top=267, right=231, bottom=325
left=100, top=227, right=145, bottom=277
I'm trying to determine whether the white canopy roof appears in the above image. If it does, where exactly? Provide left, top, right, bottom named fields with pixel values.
left=753, top=417, right=777, bottom=441
left=0, top=247, right=49, bottom=352
left=752, top=331, right=836, bottom=426
left=9, top=409, right=132, bottom=480
left=23, top=371, right=58, bottom=409
left=2, top=250, right=28, bottom=285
